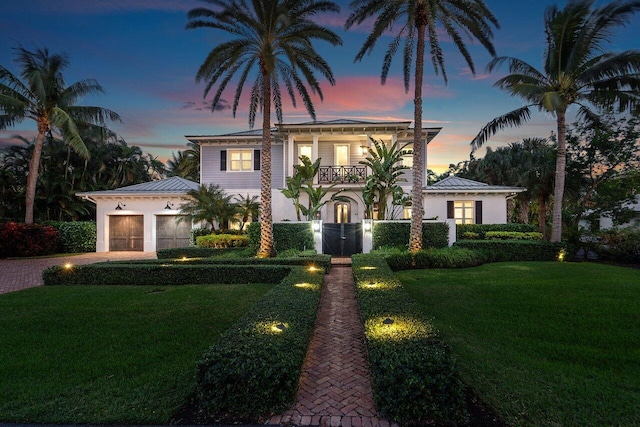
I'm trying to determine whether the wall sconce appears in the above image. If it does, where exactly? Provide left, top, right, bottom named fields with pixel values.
left=115, top=201, right=125, bottom=210
left=363, top=219, right=373, bottom=232
left=312, top=219, right=321, bottom=232
left=164, top=201, right=174, bottom=210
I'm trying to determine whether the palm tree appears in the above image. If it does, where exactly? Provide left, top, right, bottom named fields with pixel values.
left=179, top=184, right=233, bottom=231
left=167, top=141, right=200, bottom=182
left=345, top=0, right=499, bottom=252
left=359, top=138, right=410, bottom=220
left=235, top=193, right=260, bottom=231
left=186, top=0, right=342, bottom=257
left=0, top=46, right=120, bottom=223
left=471, top=0, right=640, bottom=242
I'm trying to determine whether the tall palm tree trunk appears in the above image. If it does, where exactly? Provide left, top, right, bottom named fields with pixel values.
left=551, top=110, right=567, bottom=243
left=409, top=22, right=427, bottom=253
left=257, top=72, right=275, bottom=258
left=538, top=194, right=547, bottom=237
left=24, top=125, right=47, bottom=224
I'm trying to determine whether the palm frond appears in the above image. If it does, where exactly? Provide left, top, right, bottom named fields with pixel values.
left=471, top=106, right=533, bottom=152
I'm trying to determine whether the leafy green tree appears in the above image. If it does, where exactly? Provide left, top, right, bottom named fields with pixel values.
left=345, top=0, right=499, bottom=252
left=281, top=173, right=304, bottom=221
left=359, top=138, right=410, bottom=220
left=0, top=46, right=121, bottom=223
left=565, top=115, right=640, bottom=231
left=187, top=0, right=342, bottom=257
left=167, top=141, right=200, bottom=182
left=471, top=0, right=640, bottom=242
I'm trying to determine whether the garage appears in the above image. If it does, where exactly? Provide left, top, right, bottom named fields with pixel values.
left=156, top=215, right=191, bottom=250
left=109, top=215, right=144, bottom=251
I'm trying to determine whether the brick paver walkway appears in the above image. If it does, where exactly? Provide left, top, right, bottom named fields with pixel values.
left=0, top=252, right=156, bottom=295
left=269, top=258, right=397, bottom=427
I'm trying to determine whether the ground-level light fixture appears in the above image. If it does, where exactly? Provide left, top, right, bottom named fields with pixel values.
left=382, top=317, right=394, bottom=325
left=272, top=323, right=287, bottom=333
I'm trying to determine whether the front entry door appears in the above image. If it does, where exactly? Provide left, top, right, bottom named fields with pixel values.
left=322, top=223, right=362, bottom=256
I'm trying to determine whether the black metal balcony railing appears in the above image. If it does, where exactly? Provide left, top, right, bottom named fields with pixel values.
left=318, top=165, right=367, bottom=184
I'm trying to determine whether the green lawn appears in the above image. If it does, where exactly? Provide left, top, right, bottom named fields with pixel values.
left=0, top=283, right=273, bottom=424
left=397, top=262, right=640, bottom=427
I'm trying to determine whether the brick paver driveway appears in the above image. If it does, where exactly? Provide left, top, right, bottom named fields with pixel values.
left=0, top=252, right=156, bottom=295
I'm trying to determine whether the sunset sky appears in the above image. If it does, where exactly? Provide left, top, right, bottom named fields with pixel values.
left=1, top=0, right=638, bottom=173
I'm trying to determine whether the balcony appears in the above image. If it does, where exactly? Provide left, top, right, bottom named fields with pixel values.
left=318, top=165, right=367, bottom=184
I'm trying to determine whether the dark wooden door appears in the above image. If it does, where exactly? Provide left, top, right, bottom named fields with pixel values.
left=156, top=215, right=191, bottom=250
left=322, top=223, right=362, bottom=256
left=109, top=215, right=144, bottom=251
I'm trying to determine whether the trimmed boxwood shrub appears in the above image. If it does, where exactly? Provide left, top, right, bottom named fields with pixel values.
left=485, top=231, right=543, bottom=240
left=0, top=222, right=60, bottom=258
left=381, top=247, right=490, bottom=271
left=455, top=239, right=564, bottom=262
left=190, top=227, right=212, bottom=246
left=43, top=264, right=291, bottom=286
left=352, top=254, right=466, bottom=425
left=456, top=223, right=537, bottom=240
left=372, top=221, right=448, bottom=249
left=157, top=246, right=250, bottom=259
left=44, top=221, right=96, bottom=253
left=247, top=222, right=315, bottom=252
left=196, top=266, right=323, bottom=421
left=196, top=234, right=249, bottom=248
left=108, top=255, right=332, bottom=273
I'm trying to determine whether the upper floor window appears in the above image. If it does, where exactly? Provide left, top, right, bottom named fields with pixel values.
left=298, top=144, right=312, bottom=163
left=229, top=150, right=253, bottom=171
left=334, top=144, right=349, bottom=166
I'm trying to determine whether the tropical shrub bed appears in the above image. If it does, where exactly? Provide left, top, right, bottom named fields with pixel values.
left=196, top=266, right=324, bottom=421
left=196, top=234, right=249, bottom=248
left=247, top=222, right=315, bottom=252
left=0, top=222, right=60, bottom=258
left=372, top=221, right=449, bottom=250
left=455, top=239, right=563, bottom=262
left=593, top=227, right=640, bottom=263
left=378, top=247, right=490, bottom=271
left=44, top=221, right=96, bottom=252
left=43, top=264, right=291, bottom=286
left=351, top=254, right=465, bottom=425
left=456, top=223, right=537, bottom=240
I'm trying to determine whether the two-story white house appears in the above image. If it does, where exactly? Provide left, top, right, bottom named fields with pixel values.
left=79, top=119, right=525, bottom=252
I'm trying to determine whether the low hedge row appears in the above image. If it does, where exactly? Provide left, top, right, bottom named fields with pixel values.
left=455, top=239, right=564, bottom=262
left=157, top=247, right=250, bottom=259
left=43, top=264, right=291, bottom=286
left=196, top=266, right=324, bottom=421
left=485, top=231, right=543, bottom=240
left=352, top=254, right=466, bottom=425
left=372, top=221, right=449, bottom=250
left=43, top=221, right=96, bottom=253
left=381, top=247, right=490, bottom=271
left=108, top=255, right=332, bottom=273
left=0, top=222, right=59, bottom=258
left=196, top=234, right=249, bottom=248
left=456, top=223, right=537, bottom=239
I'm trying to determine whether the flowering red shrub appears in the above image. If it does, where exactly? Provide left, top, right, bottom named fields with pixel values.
left=0, top=222, right=60, bottom=258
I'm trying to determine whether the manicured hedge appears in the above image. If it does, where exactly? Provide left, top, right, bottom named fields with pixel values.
left=109, top=255, right=332, bottom=273
left=0, top=222, right=60, bottom=258
left=196, top=234, right=249, bottom=248
left=247, top=222, right=315, bottom=252
left=196, top=266, right=323, bottom=420
left=352, top=254, right=466, bottom=425
left=42, top=264, right=291, bottom=286
left=44, top=221, right=96, bottom=253
left=372, top=221, right=449, bottom=250
left=455, top=239, right=564, bottom=262
left=485, top=231, right=543, bottom=240
left=157, top=247, right=250, bottom=259
left=381, top=247, right=490, bottom=271
left=456, top=223, right=537, bottom=240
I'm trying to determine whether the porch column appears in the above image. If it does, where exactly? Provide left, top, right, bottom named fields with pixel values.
left=287, top=134, right=294, bottom=183
left=312, top=135, right=319, bottom=184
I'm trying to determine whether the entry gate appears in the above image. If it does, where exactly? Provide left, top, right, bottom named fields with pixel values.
left=322, top=223, right=362, bottom=256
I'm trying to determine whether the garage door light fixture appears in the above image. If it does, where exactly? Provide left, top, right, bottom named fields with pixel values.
left=115, top=201, right=126, bottom=210
left=165, top=201, right=174, bottom=210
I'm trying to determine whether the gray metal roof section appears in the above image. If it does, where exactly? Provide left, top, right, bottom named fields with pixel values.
left=425, top=176, right=525, bottom=193
left=76, top=176, right=199, bottom=197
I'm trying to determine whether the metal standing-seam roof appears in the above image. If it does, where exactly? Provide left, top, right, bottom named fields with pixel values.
left=424, top=176, right=525, bottom=194
left=76, top=176, right=200, bottom=198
